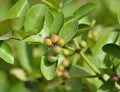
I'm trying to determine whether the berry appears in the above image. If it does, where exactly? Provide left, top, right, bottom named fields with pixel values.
left=57, top=38, right=65, bottom=47
left=48, top=55, right=58, bottom=63
left=79, top=40, right=87, bottom=48
left=59, top=65, right=65, bottom=71
left=51, top=34, right=59, bottom=43
left=56, top=71, right=62, bottom=77
left=62, top=49, right=71, bottom=56
left=44, top=38, right=52, bottom=46
left=52, top=45, right=61, bottom=54
left=62, top=59, right=69, bottom=67
left=110, top=73, right=119, bottom=82
left=62, top=71, right=70, bottom=79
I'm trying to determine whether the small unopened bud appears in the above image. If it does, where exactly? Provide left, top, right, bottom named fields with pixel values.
left=44, top=38, right=52, bottom=46
left=62, top=71, right=70, bottom=79
left=48, top=55, right=58, bottom=63
left=79, top=40, right=87, bottom=48
left=52, top=45, right=61, bottom=54
left=62, top=59, right=69, bottom=67
left=51, top=34, right=59, bottom=43
left=110, top=73, right=119, bottom=82
left=59, top=65, right=65, bottom=71
left=57, top=38, right=65, bottom=47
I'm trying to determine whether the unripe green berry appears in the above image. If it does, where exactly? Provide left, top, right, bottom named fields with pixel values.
left=57, top=38, right=65, bottom=47
left=52, top=45, right=61, bottom=54
left=48, top=55, right=58, bottom=63
left=59, top=65, right=65, bottom=71
left=79, top=40, right=87, bottom=48
left=51, top=34, right=59, bottom=43
left=57, top=71, right=62, bottom=77
left=62, top=49, right=71, bottom=56
left=62, top=59, right=69, bottom=67
left=44, top=38, right=52, bottom=46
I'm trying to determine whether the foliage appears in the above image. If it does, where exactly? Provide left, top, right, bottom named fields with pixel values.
left=0, top=0, right=120, bottom=92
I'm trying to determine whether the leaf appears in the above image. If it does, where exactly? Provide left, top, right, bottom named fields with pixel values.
left=118, top=10, right=120, bottom=24
left=7, top=0, right=29, bottom=30
left=41, top=0, right=60, bottom=9
left=97, top=79, right=115, bottom=92
left=12, top=30, right=37, bottom=40
left=102, top=44, right=120, bottom=59
left=0, top=41, right=14, bottom=64
left=0, top=32, right=12, bottom=40
left=59, top=21, right=78, bottom=43
left=40, top=56, right=58, bottom=80
left=16, top=41, right=32, bottom=72
left=49, top=8, right=64, bottom=35
left=73, top=24, right=91, bottom=38
left=116, top=64, right=120, bottom=77
left=24, top=24, right=49, bottom=44
left=69, top=65, right=92, bottom=78
left=66, top=2, right=97, bottom=24
left=93, top=32, right=118, bottom=67
left=0, top=18, right=21, bottom=35
left=24, top=4, right=48, bottom=32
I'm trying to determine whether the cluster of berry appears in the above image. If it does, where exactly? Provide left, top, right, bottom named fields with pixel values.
left=57, top=59, right=70, bottom=79
left=44, top=34, right=65, bottom=63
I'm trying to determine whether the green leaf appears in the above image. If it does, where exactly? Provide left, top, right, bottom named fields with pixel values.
left=0, top=18, right=21, bottom=35
left=42, top=0, right=60, bottom=9
left=93, top=32, right=118, bottom=67
left=97, top=79, right=115, bottom=92
left=45, top=11, right=54, bottom=29
left=116, top=64, right=120, bottom=77
left=40, top=56, right=58, bottom=80
left=59, top=21, right=78, bottom=43
left=24, top=24, right=49, bottom=44
left=102, top=44, right=120, bottom=59
left=7, top=0, right=29, bottom=30
left=0, top=32, right=12, bottom=40
left=24, top=4, right=48, bottom=32
left=73, top=24, right=91, bottom=38
left=49, top=8, right=64, bottom=35
left=16, top=41, right=32, bottom=72
left=118, top=10, right=120, bottom=24
left=66, top=2, right=97, bottom=24
left=69, top=65, right=92, bottom=78
left=0, top=42, right=14, bottom=64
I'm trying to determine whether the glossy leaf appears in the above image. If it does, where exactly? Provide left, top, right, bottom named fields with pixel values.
left=40, top=56, right=58, bottom=80
left=49, top=8, right=64, bottom=35
left=0, top=18, right=21, bottom=35
left=24, top=4, right=48, bottom=32
left=73, top=24, right=91, bottom=38
left=102, top=44, right=120, bottom=59
left=42, top=0, right=60, bottom=9
left=0, top=42, right=14, bottom=64
left=69, top=65, right=92, bottom=78
left=59, top=21, right=78, bottom=43
left=7, top=0, right=29, bottom=30
left=66, top=2, right=97, bottom=24
left=97, top=79, right=115, bottom=92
